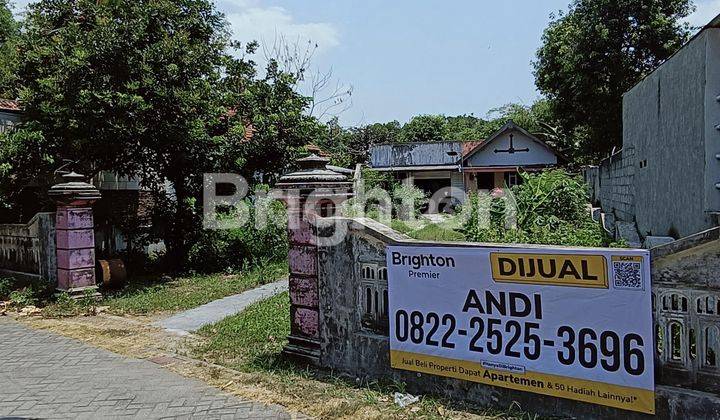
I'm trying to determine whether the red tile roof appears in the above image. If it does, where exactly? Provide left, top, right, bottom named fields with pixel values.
left=0, top=98, right=20, bottom=112
left=305, top=143, right=330, bottom=157
left=461, top=140, right=486, bottom=157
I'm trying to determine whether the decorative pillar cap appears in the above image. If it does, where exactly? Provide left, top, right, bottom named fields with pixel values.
left=48, top=171, right=102, bottom=206
left=277, top=154, right=353, bottom=189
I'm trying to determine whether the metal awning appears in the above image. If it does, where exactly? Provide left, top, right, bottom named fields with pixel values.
left=463, top=165, right=550, bottom=173
left=371, top=165, right=460, bottom=172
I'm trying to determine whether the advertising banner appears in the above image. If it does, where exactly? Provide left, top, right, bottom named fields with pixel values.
left=387, top=245, right=654, bottom=414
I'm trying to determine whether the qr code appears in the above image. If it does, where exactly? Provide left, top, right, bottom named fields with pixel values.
left=613, top=261, right=643, bottom=290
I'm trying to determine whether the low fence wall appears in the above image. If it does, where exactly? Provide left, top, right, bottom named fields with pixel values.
left=651, top=227, right=720, bottom=393
left=0, top=212, right=56, bottom=284
left=314, top=217, right=720, bottom=419
left=583, top=148, right=636, bottom=223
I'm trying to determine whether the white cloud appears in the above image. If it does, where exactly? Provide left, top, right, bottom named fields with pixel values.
left=10, top=0, right=340, bottom=55
left=685, top=0, right=720, bottom=28
left=224, top=4, right=339, bottom=55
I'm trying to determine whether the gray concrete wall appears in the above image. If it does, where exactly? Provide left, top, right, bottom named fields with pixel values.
left=704, top=29, right=720, bottom=213
left=594, top=148, right=636, bottom=223
left=625, top=29, right=714, bottom=238
left=591, top=28, right=720, bottom=239
left=315, top=217, right=720, bottom=419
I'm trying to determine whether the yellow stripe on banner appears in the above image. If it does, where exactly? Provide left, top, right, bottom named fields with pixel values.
left=390, top=350, right=655, bottom=414
left=490, top=253, right=608, bottom=288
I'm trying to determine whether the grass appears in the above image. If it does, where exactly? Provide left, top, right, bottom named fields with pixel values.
left=195, top=291, right=290, bottom=370
left=194, top=292, right=542, bottom=419
left=102, top=260, right=288, bottom=315
left=36, top=260, right=288, bottom=317
left=387, top=215, right=467, bottom=243
left=408, top=223, right=466, bottom=242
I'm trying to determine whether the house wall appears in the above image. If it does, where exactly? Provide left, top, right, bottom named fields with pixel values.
left=464, top=130, right=557, bottom=167
left=0, top=111, right=20, bottom=133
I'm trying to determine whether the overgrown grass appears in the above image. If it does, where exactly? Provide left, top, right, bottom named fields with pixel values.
left=194, top=293, right=542, bottom=419
left=408, top=223, right=466, bottom=242
left=102, top=260, right=288, bottom=315
left=196, top=291, right=290, bottom=371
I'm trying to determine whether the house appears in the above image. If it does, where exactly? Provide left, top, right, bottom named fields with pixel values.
left=584, top=12, right=720, bottom=242
left=0, top=99, right=21, bottom=132
left=462, top=122, right=560, bottom=192
left=368, top=121, right=562, bottom=207
left=0, top=99, right=162, bottom=257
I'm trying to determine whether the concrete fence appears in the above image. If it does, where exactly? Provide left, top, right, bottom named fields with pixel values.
left=583, top=147, right=636, bottom=224
left=306, top=217, right=720, bottom=419
left=0, top=212, right=56, bottom=284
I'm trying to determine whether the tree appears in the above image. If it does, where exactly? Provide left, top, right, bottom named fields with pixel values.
left=0, top=0, right=18, bottom=96
left=401, top=114, right=447, bottom=142
left=444, top=114, right=488, bottom=141
left=1, top=0, right=317, bottom=265
left=534, top=0, right=693, bottom=160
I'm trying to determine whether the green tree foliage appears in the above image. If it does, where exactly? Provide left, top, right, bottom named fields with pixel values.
left=0, top=0, right=317, bottom=264
left=400, top=114, right=447, bottom=142
left=316, top=118, right=400, bottom=168
left=317, top=101, right=558, bottom=167
left=534, top=0, right=693, bottom=161
left=0, top=0, right=18, bottom=97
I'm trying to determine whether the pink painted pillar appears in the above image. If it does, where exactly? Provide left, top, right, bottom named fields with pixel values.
left=55, top=206, right=96, bottom=291
left=277, top=155, right=353, bottom=364
left=48, top=172, right=102, bottom=294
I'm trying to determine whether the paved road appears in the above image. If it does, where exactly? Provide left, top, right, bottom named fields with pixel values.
left=156, top=280, right=288, bottom=335
left=0, top=318, right=293, bottom=419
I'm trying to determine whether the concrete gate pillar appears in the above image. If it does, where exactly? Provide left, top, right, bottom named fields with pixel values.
left=48, top=172, right=102, bottom=295
left=276, top=155, right=353, bottom=364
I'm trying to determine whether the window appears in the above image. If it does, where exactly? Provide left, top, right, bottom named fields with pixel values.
left=359, top=263, right=389, bottom=334
left=505, top=172, right=520, bottom=187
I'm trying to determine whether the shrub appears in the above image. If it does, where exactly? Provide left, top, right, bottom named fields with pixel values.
left=361, top=168, right=398, bottom=191
left=9, top=288, right=37, bottom=307
left=461, top=170, right=615, bottom=247
left=0, top=277, right=12, bottom=300
left=187, top=198, right=288, bottom=273
left=410, top=224, right=466, bottom=242
left=390, top=219, right=413, bottom=235
left=392, top=184, right=428, bottom=219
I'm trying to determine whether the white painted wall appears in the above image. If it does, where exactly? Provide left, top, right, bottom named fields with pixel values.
left=464, top=130, right=557, bottom=167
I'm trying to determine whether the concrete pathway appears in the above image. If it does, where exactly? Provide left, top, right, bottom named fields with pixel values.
left=0, top=318, right=293, bottom=419
left=156, top=279, right=288, bottom=335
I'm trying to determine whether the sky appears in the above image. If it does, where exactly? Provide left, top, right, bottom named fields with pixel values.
left=11, top=0, right=720, bottom=126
